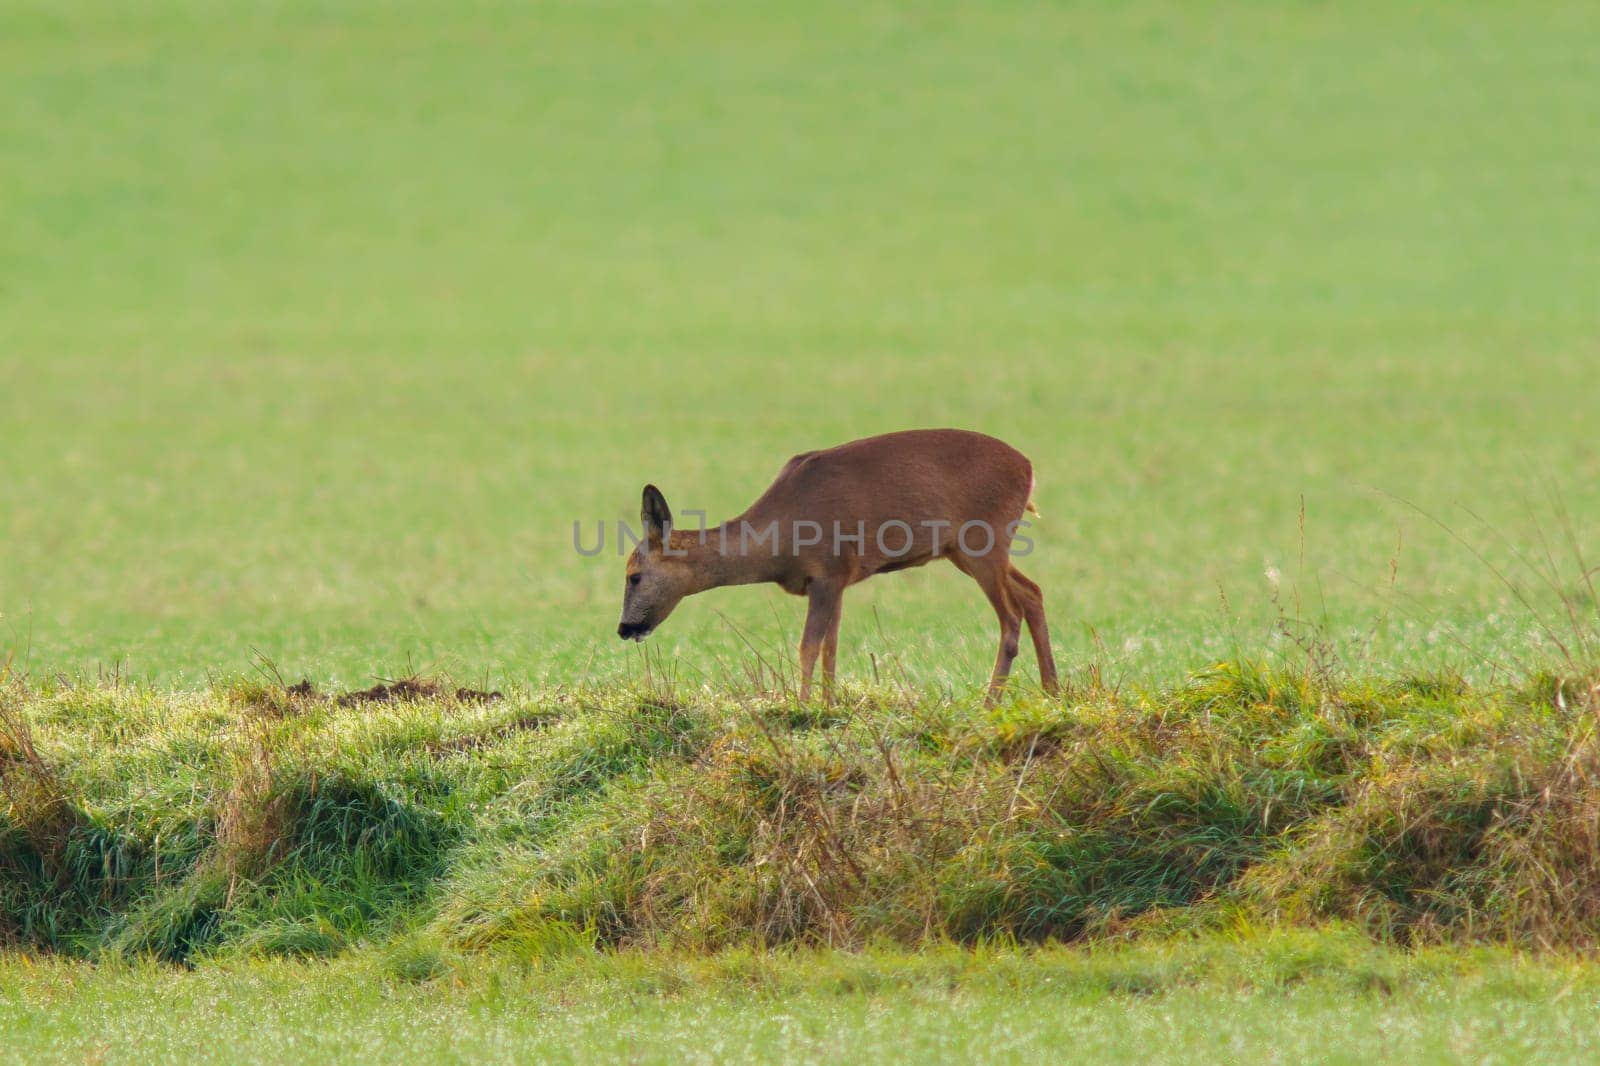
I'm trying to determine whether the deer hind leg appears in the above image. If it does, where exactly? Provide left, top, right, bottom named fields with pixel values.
left=956, top=555, right=1022, bottom=704
left=1008, top=566, right=1060, bottom=695
left=798, top=580, right=843, bottom=704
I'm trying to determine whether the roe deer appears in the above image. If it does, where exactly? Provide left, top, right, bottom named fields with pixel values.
left=616, top=428, right=1060, bottom=703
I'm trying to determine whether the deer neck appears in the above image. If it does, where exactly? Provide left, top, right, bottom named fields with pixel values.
left=667, top=523, right=782, bottom=592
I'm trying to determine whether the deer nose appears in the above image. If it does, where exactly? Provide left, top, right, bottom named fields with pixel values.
left=617, top=622, right=639, bottom=640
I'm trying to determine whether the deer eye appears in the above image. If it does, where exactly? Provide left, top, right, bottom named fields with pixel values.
left=628, top=573, right=642, bottom=587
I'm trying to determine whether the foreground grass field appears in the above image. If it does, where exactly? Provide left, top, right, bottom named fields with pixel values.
left=4, top=0, right=1598, bottom=687
left=7, top=935, right=1600, bottom=1064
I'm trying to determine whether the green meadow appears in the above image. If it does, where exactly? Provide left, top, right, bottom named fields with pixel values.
left=3, top=0, right=1599, bottom=1061
left=6, top=937, right=1600, bottom=1065
left=4, top=0, right=1597, bottom=688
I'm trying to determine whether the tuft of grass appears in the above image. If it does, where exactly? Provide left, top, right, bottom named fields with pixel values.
left=0, top=685, right=84, bottom=893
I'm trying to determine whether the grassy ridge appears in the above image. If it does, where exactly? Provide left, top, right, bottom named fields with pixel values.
left=5, top=661, right=1599, bottom=962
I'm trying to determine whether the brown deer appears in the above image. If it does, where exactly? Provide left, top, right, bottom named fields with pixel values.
left=616, top=428, right=1060, bottom=703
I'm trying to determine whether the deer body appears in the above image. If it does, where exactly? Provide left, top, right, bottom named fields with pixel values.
left=618, top=429, right=1060, bottom=702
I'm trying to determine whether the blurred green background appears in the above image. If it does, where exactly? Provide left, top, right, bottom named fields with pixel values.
left=2, top=0, right=1596, bottom=688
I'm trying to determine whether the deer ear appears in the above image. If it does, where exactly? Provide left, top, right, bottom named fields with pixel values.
left=641, top=484, right=673, bottom=546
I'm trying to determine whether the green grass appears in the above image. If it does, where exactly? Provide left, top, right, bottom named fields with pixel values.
left=5, top=669, right=1595, bottom=1066
left=3, top=0, right=1598, bottom=688
left=7, top=671, right=1600, bottom=1060
left=5, top=934, right=1600, bottom=1065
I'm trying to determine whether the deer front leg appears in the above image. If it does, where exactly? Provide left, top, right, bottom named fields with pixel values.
left=821, top=589, right=844, bottom=701
left=798, top=580, right=843, bottom=704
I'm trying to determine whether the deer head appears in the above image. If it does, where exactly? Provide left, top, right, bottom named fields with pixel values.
left=616, top=484, right=696, bottom=641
